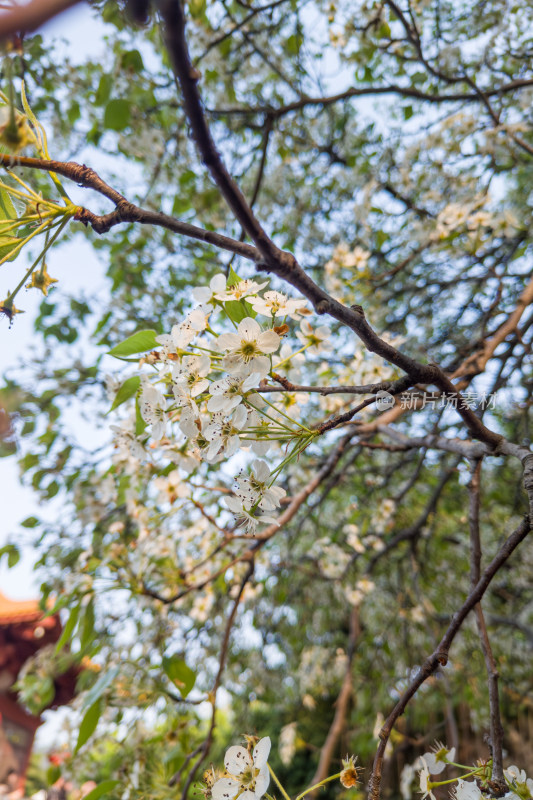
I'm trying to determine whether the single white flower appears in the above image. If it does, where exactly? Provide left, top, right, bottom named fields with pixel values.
left=139, top=384, right=167, bottom=439
left=418, top=758, right=436, bottom=800
left=204, top=404, right=249, bottom=462
left=172, top=354, right=211, bottom=397
left=192, top=273, right=227, bottom=304
left=421, top=743, right=455, bottom=775
left=453, top=779, right=482, bottom=800
left=153, top=469, right=189, bottom=503
left=505, top=766, right=533, bottom=799
left=295, top=319, right=332, bottom=355
left=207, top=373, right=259, bottom=413
left=250, top=290, right=306, bottom=319
left=110, top=420, right=145, bottom=460
left=212, top=737, right=271, bottom=800
left=156, top=305, right=212, bottom=354
left=218, top=317, right=280, bottom=377
left=235, top=459, right=286, bottom=511
left=215, top=278, right=268, bottom=303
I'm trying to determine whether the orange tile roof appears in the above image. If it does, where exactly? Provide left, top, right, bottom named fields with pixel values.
left=0, top=592, right=43, bottom=624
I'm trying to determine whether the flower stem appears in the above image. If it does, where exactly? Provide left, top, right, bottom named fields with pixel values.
left=295, top=772, right=342, bottom=800
left=268, top=765, right=292, bottom=800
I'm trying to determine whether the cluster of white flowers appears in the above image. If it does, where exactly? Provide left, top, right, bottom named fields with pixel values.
left=324, top=242, right=371, bottom=299
left=109, top=273, right=344, bottom=535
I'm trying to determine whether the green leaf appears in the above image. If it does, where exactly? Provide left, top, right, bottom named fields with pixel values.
left=286, top=33, right=302, bottom=56
left=21, top=516, right=39, bottom=528
left=0, top=545, right=20, bottom=568
left=188, top=0, right=206, bottom=19
left=224, top=299, right=256, bottom=324
left=46, top=766, right=61, bottom=785
left=85, top=664, right=120, bottom=708
left=81, top=781, right=119, bottom=800
left=108, top=330, right=159, bottom=357
left=104, top=99, right=131, bottom=131
left=75, top=699, right=102, bottom=753
left=109, top=375, right=140, bottom=412
left=79, top=598, right=96, bottom=653
left=0, top=186, right=17, bottom=221
left=162, top=656, right=196, bottom=697
left=121, top=49, right=144, bottom=73
left=7, top=545, right=20, bottom=568
left=95, top=74, right=113, bottom=106
left=0, top=234, right=22, bottom=262
left=135, top=397, right=147, bottom=435
left=227, top=268, right=242, bottom=287
left=55, top=603, right=81, bottom=654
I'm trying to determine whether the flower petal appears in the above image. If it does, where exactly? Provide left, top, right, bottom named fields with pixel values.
left=238, top=317, right=260, bottom=340
left=225, top=745, right=252, bottom=775
left=218, top=333, right=241, bottom=351
left=253, top=736, right=271, bottom=769
left=257, top=330, right=281, bottom=353
left=254, top=767, right=270, bottom=798
left=212, top=779, right=240, bottom=800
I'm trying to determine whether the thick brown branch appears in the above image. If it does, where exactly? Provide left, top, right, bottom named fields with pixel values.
left=158, top=0, right=285, bottom=265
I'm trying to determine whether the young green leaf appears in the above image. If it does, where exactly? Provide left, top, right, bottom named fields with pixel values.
left=108, top=330, right=159, bottom=357
left=75, top=699, right=102, bottom=753
left=162, top=655, right=196, bottom=697
left=109, top=375, right=140, bottom=411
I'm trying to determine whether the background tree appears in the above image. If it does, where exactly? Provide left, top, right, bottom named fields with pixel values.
left=0, top=1, right=532, bottom=799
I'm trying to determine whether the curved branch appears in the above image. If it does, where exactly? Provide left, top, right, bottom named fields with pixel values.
left=210, top=78, right=533, bottom=119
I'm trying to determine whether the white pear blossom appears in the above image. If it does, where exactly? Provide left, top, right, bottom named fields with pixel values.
left=214, top=278, right=268, bottom=303
left=153, top=469, right=189, bottom=504
left=139, top=384, right=167, bottom=439
left=156, top=304, right=212, bottom=355
left=345, top=578, right=376, bottom=606
left=421, top=742, right=455, bottom=775
left=250, top=290, right=306, bottom=319
left=212, top=737, right=271, bottom=800
left=279, top=722, right=298, bottom=766
left=418, top=758, right=436, bottom=800
left=110, top=420, right=145, bottom=460
left=207, top=373, right=259, bottom=413
left=225, top=496, right=278, bottom=535
left=204, top=404, right=249, bottom=462
left=505, top=766, right=533, bottom=798
left=218, top=317, right=280, bottom=377
left=295, top=319, right=332, bottom=355
left=453, top=779, right=482, bottom=800
left=235, top=459, right=286, bottom=511
left=192, top=273, right=227, bottom=304
left=172, top=354, right=211, bottom=397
